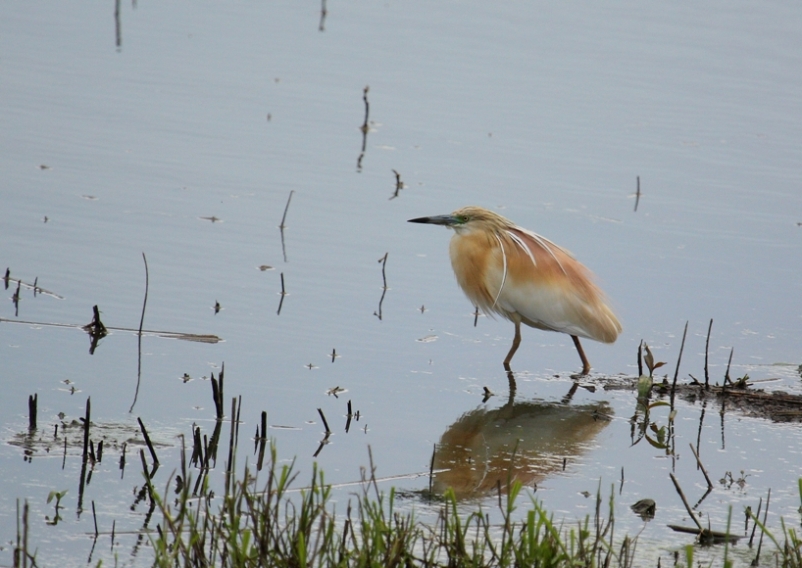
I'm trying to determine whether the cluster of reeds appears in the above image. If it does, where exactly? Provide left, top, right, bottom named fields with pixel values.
left=140, top=441, right=802, bottom=568
left=147, top=441, right=638, bottom=568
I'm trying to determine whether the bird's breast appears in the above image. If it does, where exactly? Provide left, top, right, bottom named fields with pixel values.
left=448, top=231, right=509, bottom=315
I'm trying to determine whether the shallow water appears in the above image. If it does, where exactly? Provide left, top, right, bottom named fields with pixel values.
left=1, top=2, right=801, bottom=566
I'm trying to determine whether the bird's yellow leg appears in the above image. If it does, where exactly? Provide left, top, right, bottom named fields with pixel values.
left=571, top=335, right=591, bottom=375
left=503, top=320, right=522, bottom=370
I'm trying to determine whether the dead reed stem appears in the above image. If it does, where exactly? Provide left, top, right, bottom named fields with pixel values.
left=669, top=472, right=702, bottom=530
left=688, top=443, right=713, bottom=489
left=704, top=318, right=712, bottom=388
left=670, top=321, right=688, bottom=406
left=137, top=417, right=160, bottom=466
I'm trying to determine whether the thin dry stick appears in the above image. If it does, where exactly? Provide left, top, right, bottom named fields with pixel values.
left=755, top=488, right=771, bottom=564
left=137, top=417, right=159, bottom=465
left=82, top=397, right=91, bottom=463
left=361, top=86, right=370, bottom=133
left=704, top=318, right=712, bottom=388
left=748, top=497, right=763, bottom=547
left=378, top=252, right=388, bottom=290
left=130, top=253, right=149, bottom=413
left=114, top=0, right=121, bottom=48
left=257, top=412, right=267, bottom=470
left=139, top=253, right=149, bottom=335
left=92, top=501, right=99, bottom=537
left=671, top=321, right=689, bottom=405
left=23, top=500, right=29, bottom=568
left=688, top=443, right=713, bottom=488
left=138, top=449, right=152, bottom=496
left=428, top=444, right=436, bottom=495
left=225, top=397, right=238, bottom=494
left=28, top=394, right=37, bottom=430
left=345, top=400, right=352, bottom=433
left=373, top=253, right=388, bottom=320
left=313, top=432, right=330, bottom=458
left=279, top=190, right=294, bottom=229
left=317, top=408, right=331, bottom=434
left=13, top=279, right=20, bottom=316
left=634, top=176, right=641, bottom=212
left=277, top=273, right=287, bottom=315
left=220, top=362, right=226, bottom=407
left=389, top=169, right=404, bottom=200
left=356, top=86, right=370, bottom=171
left=318, top=0, right=327, bottom=31
left=725, top=347, right=734, bottom=384
left=279, top=190, right=294, bottom=262
left=695, top=399, right=707, bottom=463
left=669, top=473, right=702, bottom=530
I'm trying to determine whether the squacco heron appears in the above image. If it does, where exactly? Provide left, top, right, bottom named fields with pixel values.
left=409, top=206, right=621, bottom=374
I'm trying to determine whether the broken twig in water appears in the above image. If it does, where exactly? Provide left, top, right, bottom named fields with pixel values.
left=137, top=417, right=159, bottom=466
left=83, top=305, right=108, bottom=355
left=688, top=443, right=713, bottom=489
left=12, top=280, right=20, bottom=316
left=318, top=0, right=327, bottom=31
left=1, top=271, right=62, bottom=299
left=373, top=253, right=388, bottom=320
left=130, top=253, right=149, bottom=413
left=279, top=190, right=294, bottom=262
left=356, top=86, right=370, bottom=172
left=670, top=321, right=688, bottom=405
left=0, top=316, right=221, bottom=343
left=429, top=444, right=438, bottom=496
left=317, top=408, right=331, bottom=434
left=139, top=253, right=149, bottom=337
left=389, top=169, right=404, bottom=200
left=725, top=347, right=734, bottom=384
left=92, top=501, right=99, bottom=537
left=754, top=488, right=771, bottom=564
left=210, top=364, right=225, bottom=420
left=634, top=176, right=641, bottom=212
left=28, top=394, right=37, bottom=431
left=81, top=398, right=91, bottom=464
left=313, top=410, right=332, bottom=457
left=84, top=305, right=107, bottom=335
left=704, top=318, right=712, bottom=388
left=277, top=273, right=287, bottom=315
left=257, top=411, right=268, bottom=471
left=669, top=472, right=702, bottom=531
left=279, top=190, right=294, bottom=230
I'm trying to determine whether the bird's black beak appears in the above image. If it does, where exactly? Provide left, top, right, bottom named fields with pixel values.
left=408, top=214, right=457, bottom=226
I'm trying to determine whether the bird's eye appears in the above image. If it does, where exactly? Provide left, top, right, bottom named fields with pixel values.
left=456, top=215, right=468, bottom=224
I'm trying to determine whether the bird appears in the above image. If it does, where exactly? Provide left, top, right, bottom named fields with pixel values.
left=408, top=206, right=621, bottom=374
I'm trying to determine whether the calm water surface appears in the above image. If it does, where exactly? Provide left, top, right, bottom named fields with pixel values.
left=1, top=2, right=801, bottom=566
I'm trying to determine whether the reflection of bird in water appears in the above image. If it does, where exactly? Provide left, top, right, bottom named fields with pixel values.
left=433, top=400, right=611, bottom=499
left=409, top=206, right=621, bottom=374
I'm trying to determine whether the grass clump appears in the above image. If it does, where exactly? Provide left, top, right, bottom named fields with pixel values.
left=148, top=442, right=635, bottom=568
